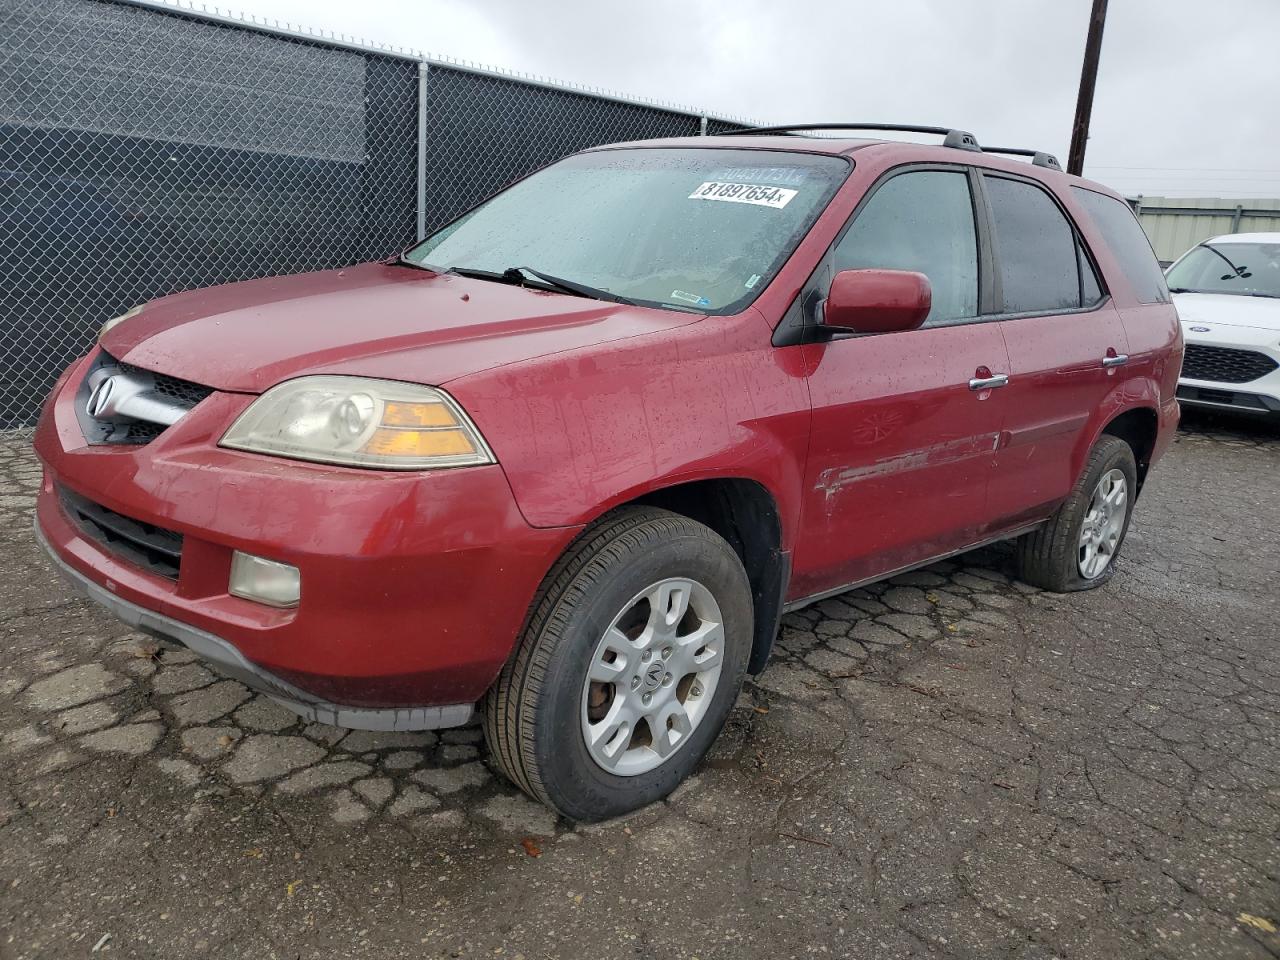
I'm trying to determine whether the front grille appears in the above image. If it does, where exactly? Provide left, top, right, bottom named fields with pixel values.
left=1181, top=344, right=1279, bottom=384
left=119, top=361, right=214, bottom=408
left=58, top=486, right=183, bottom=580
left=124, top=422, right=166, bottom=444
left=77, top=351, right=214, bottom=446
left=1177, top=385, right=1272, bottom=412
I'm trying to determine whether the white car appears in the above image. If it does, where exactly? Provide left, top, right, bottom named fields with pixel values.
left=1166, top=232, right=1280, bottom=422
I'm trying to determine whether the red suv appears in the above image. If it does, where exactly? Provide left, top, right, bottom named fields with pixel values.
left=34, top=124, right=1181, bottom=820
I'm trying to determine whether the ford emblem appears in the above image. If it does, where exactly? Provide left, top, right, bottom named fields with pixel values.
left=1189, top=326, right=1210, bottom=333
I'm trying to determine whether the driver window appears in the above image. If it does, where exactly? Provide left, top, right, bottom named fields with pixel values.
left=833, top=171, right=979, bottom=326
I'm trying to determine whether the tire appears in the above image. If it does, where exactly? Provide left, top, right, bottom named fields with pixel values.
left=483, top=506, right=753, bottom=822
left=1015, top=435, right=1138, bottom=592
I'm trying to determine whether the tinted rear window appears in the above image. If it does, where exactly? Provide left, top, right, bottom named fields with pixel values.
left=985, top=176, right=1081, bottom=313
left=1080, top=244, right=1104, bottom=305
left=1072, top=188, right=1170, bottom=304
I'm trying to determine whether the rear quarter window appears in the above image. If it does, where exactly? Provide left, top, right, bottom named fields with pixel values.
left=1071, top=188, right=1170, bottom=304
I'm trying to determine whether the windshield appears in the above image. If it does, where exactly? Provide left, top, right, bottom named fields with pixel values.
left=1165, top=241, right=1280, bottom=298
left=404, top=148, right=849, bottom=313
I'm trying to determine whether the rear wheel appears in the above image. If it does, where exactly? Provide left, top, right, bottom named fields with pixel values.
left=483, top=507, right=752, bottom=822
left=1015, top=435, right=1138, bottom=592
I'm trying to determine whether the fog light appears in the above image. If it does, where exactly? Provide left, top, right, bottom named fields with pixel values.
left=229, top=551, right=300, bottom=608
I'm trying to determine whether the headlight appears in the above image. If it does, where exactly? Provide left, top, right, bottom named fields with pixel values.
left=220, top=376, right=495, bottom=470
left=99, top=305, right=143, bottom=341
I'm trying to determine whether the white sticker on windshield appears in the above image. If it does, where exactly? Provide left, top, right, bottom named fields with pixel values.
left=688, top=181, right=797, bottom=209
left=710, top=167, right=810, bottom=186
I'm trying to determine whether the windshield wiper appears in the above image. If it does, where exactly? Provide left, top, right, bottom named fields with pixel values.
left=504, top=266, right=614, bottom=301
left=447, top=265, right=637, bottom=306
left=1197, top=243, right=1252, bottom=280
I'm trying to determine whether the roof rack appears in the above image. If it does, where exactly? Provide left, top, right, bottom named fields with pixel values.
left=720, top=123, right=982, bottom=152
left=983, top=146, right=1062, bottom=170
left=719, top=125, right=1065, bottom=170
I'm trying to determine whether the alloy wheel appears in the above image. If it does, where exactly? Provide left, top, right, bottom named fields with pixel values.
left=1078, top=468, right=1128, bottom=579
left=580, top=577, right=725, bottom=776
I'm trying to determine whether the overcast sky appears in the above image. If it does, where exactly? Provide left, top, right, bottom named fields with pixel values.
left=225, top=0, right=1279, bottom=199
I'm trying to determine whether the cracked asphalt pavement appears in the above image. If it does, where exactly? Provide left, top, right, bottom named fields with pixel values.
left=2, top=411, right=1278, bottom=959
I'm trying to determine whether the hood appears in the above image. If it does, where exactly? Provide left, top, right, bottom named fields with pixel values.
left=102, top=263, right=701, bottom=393
left=1172, top=291, right=1280, bottom=333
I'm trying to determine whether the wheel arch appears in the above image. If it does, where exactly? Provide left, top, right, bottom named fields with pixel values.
left=1098, top=405, right=1160, bottom=493
left=621, top=477, right=787, bottom=675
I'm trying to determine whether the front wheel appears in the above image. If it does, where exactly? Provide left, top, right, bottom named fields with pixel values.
left=483, top=507, right=753, bottom=822
left=1015, top=434, right=1138, bottom=592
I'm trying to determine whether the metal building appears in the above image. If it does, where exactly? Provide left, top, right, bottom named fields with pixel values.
left=1129, top=196, right=1280, bottom=264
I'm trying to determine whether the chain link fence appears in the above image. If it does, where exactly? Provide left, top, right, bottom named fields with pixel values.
left=422, top=67, right=704, bottom=232
left=0, top=0, right=749, bottom=427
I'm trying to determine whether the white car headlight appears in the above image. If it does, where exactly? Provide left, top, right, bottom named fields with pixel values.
left=99, top=305, right=143, bottom=341
left=220, top=376, right=495, bottom=470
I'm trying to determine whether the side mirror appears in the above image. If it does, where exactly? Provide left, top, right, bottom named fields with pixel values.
left=823, top=269, right=932, bottom=335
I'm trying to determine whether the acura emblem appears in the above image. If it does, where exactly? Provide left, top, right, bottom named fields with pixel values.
left=86, top=376, right=116, bottom=418
left=1189, top=325, right=1210, bottom=333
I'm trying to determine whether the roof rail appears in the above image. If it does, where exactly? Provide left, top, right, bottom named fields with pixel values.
left=720, top=123, right=982, bottom=152
left=983, top=146, right=1062, bottom=170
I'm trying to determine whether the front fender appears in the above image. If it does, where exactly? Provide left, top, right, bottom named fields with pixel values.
left=448, top=313, right=812, bottom=550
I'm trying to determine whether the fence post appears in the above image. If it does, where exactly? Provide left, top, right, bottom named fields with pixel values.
left=1231, top=204, right=1244, bottom=232
left=699, top=116, right=708, bottom=136
left=417, top=62, right=429, bottom=240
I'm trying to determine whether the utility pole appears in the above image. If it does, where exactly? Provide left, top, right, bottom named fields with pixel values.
left=1067, top=0, right=1109, bottom=176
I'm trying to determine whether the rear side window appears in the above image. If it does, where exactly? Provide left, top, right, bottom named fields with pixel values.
left=833, top=170, right=978, bottom=325
left=1072, top=188, right=1170, bottom=304
left=984, top=176, right=1083, bottom=313
left=1080, top=245, right=1104, bottom=305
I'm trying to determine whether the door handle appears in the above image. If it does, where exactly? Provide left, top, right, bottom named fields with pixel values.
left=969, top=373, right=1009, bottom=391
left=1102, top=353, right=1129, bottom=368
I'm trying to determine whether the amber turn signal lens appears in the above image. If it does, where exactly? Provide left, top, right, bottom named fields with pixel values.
left=381, top=401, right=458, bottom=428
left=364, top=427, right=477, bottom=457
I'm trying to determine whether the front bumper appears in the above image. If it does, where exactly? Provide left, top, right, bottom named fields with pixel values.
left=36, top=524, right=472, bottom=730
left=34, top=352, right=580, bottom=725
left=1178, top=323, right=1280, bottom=417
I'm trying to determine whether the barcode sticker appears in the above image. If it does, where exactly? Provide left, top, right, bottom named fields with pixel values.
left=688, top=181, right=797, bottom=209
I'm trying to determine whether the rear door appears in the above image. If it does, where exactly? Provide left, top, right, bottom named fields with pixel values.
left=790, top=167, right=1011, bottom=601
left=1070, top=187, right=1180, bottom=413
left=979, top=173, right=1128, bottom=529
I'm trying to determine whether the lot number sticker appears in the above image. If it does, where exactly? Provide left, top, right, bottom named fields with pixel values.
left=688, top=181, right=797, bottom=209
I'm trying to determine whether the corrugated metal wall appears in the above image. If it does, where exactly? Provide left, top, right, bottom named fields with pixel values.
left=1131, top=196, right=1280, bottom=263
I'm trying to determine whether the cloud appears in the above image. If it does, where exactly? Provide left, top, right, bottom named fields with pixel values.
left=235, top=0, right=1280, bottom=197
